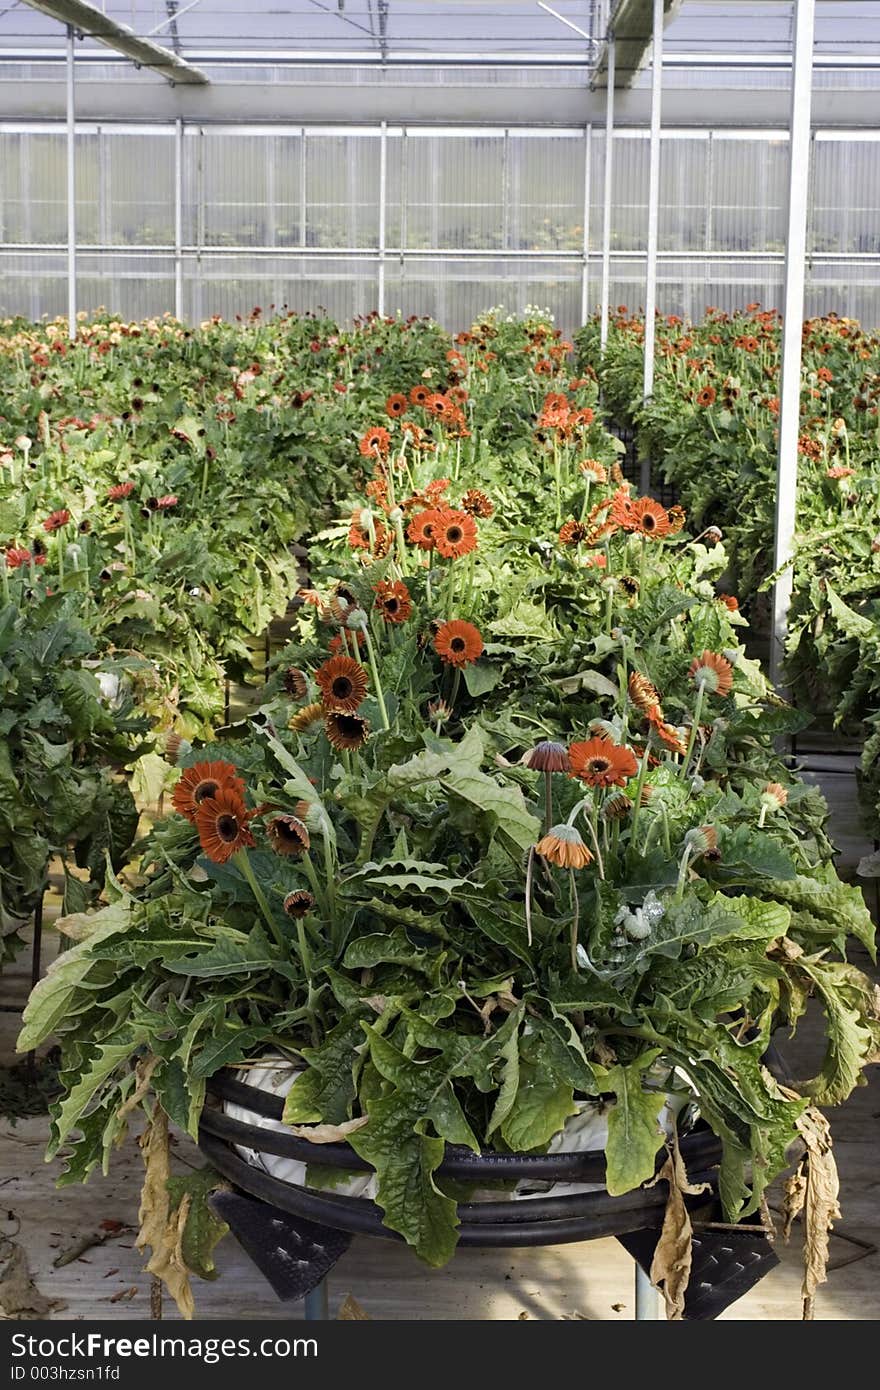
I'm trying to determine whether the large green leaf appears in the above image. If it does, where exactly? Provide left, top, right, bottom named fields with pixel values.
left=17, top=899, right=132, bottom=1052
left=599, top=1055, right=666, bottom=1196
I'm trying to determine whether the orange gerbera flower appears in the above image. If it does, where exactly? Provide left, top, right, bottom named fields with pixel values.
left=688, top=650, right=733, bottom=698
left=195, top=788, right=255, bottom=863
left=629, top=497, right=671, bottom=539
left=409, top=384, right=431, bottom=406
left=359, top=426, right=391, bottom=458
left=667, top=504, right=687, bottom=535
left=608, top=486, right=634, bottom=531
left=461, top=488, right=494, bottom=518
left=696, top=386, right=716, bottom=407
left=385, top=393, right=408, bottom=418
left=433, top=508, right=478, bottom=559
left=433, top=619, right=483, bottom=668
left=628, top=671, right=663, bottom=717
left=172, top=760, right=245, bottom=823
left=559, top=519, right=589, bottom=546
left=569, top=737, right=638, bottom=788
left=536, top=824, right=593, bottom=871
left=407, top=508, right=442, bottom=550
left=289, top=701, right=324, bottom=733
left=314, top=655, right=368, bottom=712
left=374, top=579, right=412, bottom=624
left=42, top=508, right=71, bottom=532
left=653, top=719, right=689, bottom=756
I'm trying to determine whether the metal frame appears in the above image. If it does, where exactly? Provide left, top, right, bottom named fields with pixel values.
left=65, top=24, right=75, bottom=339
left=599, top=32, right=616, bottom=350
left=640, top=0, right=664, bottom=492
left=770, top=0, right=816, bottom=686
left=20, top=0, right=209, bottom=84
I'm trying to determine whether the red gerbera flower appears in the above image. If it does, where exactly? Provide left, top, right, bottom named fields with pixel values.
left=42, top=509, right=71, bottom=532
left=107, top=481, right=135, bottom=501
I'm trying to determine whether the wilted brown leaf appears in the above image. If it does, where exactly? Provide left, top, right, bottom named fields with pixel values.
left=781, top=1105, right=841, bottom=1320
left=136, top=1107, right=195, bottom=1320
left=338, top=1293, right=370, bottom=1320
left=648, top=1135, right=710, bottom=1321
left=287, top=1116, right=369, bottom=1144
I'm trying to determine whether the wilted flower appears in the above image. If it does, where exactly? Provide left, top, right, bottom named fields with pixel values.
left=536, top=824, right=593, bottom=870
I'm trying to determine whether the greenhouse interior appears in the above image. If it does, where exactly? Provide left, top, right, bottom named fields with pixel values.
left=0, top=0, right=878, bottom=1334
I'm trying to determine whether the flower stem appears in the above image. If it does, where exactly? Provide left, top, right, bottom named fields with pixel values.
left=569, top=870, right=580, bottom=971
left=683, top=683, right=706, bottom=777
left=360, top=622, right=391, bottom=729
left=544, top=768, right=554, bottom=834
left=233, top=849, right=286, bottom=951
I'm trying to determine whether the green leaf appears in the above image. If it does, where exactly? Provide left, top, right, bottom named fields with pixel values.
left=463, top=661, right=501, bottom=697
left=442, top=765, right=540, bottom=856
left=347, top=1094, right=459, bottom=1267
left=486, top=1007, right=524, bottom=1137
left=17, top=900, right=131, bottom=1052
left=51, top=1034, right=146, bottom=1152
left=796, top=954, right=877, bottom=1105
left=600, top=1055, right=665, bottom=1196
left=824, top=581, right=874, bottom=640
left=166, top=1168, right=229, bottom=1280
left=500, top=1060, right=577, bottom=1153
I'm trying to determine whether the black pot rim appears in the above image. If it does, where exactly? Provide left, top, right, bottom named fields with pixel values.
left=198, top=1126, right=720, bottom=1248
left=206, top=1071, right=723, bottom=1183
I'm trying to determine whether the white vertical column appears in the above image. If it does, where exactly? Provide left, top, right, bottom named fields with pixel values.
left=377, top=120, right=388, bottom=317
left=580, top=123, right=592, bottom=325
left=770, top=0, right=816, bottom=687
left=641, top=0, right=664, bottom=493
left=599, top=32, right=615, bottom=351
left=66, top=25, right=76, bottom=341
left=174, top=118, right=184, bottom=321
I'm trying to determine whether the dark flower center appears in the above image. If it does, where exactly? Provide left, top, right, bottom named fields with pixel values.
left=446, top=526, right=463, bottom=544
left=642, top=514, right=656, bottom=531
left=332, top=676, right=354, bottom=699
left=194, top=779, right=221, bottom=803
left=217, top=814, right=239, bottom=842
left=334, top=715, right=362, bottom=738
left=385, top=598, right=399, bottom=614
left=451, top=637, right=466, bottom=653
left=589, top=758, right=610, bottom=774
left=275, top=821, right=302, bottom=845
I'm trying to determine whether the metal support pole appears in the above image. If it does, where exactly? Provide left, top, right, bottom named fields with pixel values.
left=641, top=0, right=664, bottom=493
left=770, top=0, right=815, bottom=687
left=66, top=25, right=76, bottom=341
left=303, top=1278, right=328, bottom=1320
left=599, top=32, right=615, bottom=351
left=377, top=119, right=388, bottom=317
left=634, top=1263, right=662, bottom=1320
left=174, top=118, right=184, bottom=321
left=580, top=123, right=592, bottom=325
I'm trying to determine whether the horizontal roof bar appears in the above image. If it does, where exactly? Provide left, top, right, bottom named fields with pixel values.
left=20, top=0, right=209, bottom=84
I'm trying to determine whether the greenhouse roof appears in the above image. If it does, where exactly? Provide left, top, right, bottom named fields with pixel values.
left=3, top=1, right=880, bottom=66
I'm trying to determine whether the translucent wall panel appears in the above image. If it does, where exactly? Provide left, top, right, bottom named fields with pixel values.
left=184, top=255, right=379, bottom=324
left=812, top=139, right=880, bottom=254
left=0, top=252, right=67, bottom=319
left=506, top=133, right=584, bottom=253
left=76, top=252, right=175, bottom=319
left=401, top=134, right=506, bottom=251
left=709, top=136, right=788, bottom=253
left=385, top=256, right=582, bottom=330
left=605, top=254, right=784, bottom=322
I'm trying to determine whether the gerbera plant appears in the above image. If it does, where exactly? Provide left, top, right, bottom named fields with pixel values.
left=16, top=312, right=879, bottom=1324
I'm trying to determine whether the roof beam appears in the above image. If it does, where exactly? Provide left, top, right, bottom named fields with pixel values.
left=20, top=0, right=210, bottom=85
left=593, top=0, right=682, bottom=88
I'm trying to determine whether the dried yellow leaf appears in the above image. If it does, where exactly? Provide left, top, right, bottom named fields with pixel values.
left=136, top=1107, right=195, bottom=1321
left=648, top=1134, right=710, bottom=1321
left=781, top=1105, right=841, bottom=1320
